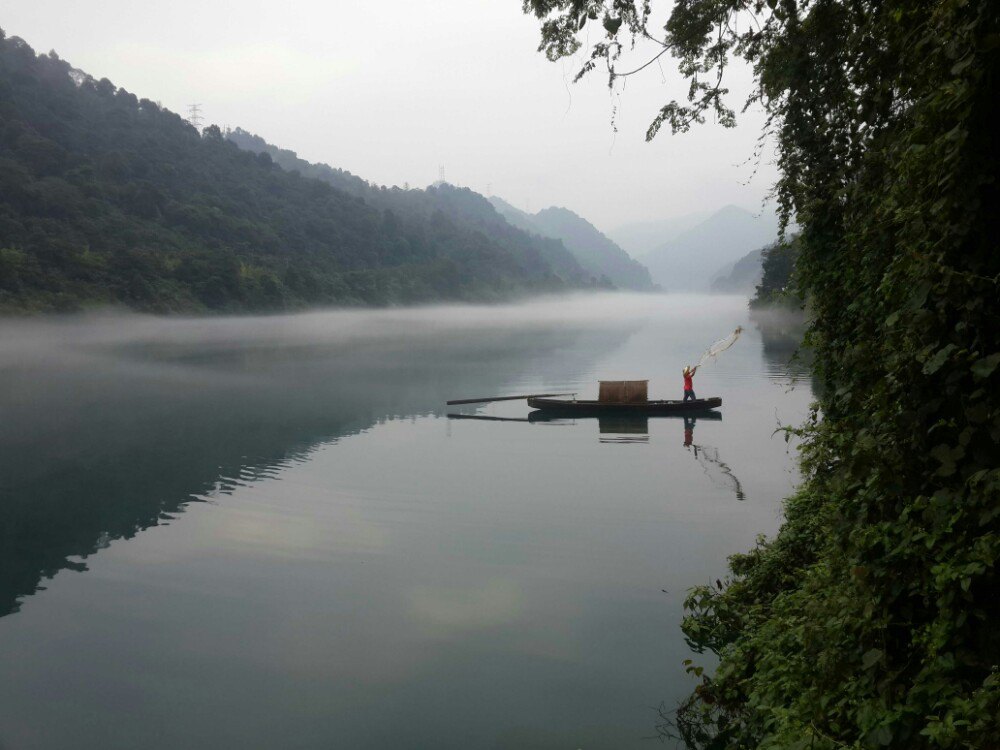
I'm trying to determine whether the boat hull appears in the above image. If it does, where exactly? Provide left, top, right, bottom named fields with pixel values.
left=526, top=410, right=721, bottom=424
left=527, top=396, right=722, bottom=415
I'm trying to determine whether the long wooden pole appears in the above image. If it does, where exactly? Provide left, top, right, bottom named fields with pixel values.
left=446, top=413, right=531, bottom=422
left=445, top=392, right=574, bottom=406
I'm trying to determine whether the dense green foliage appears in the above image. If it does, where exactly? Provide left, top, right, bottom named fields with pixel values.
left=0, top=32, right=588, bottom=313
left=225, top=128, right=595, bottom=286
left=524, top=0, right=1000, bottom=747
left=749, top=238, right=800, bottom=308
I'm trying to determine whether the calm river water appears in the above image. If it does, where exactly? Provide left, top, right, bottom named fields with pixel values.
left=0, top=293, right=812, bottom=749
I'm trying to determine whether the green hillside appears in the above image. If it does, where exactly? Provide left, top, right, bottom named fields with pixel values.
left=0, top=31, right=588, bottom=314
left=224, top=127, right=590, bottom=284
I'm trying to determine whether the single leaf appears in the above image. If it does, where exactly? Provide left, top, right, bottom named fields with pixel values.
left=971, top=352, right=1000, bottom=380
left=951, top=56, right=974, bottom=75
left=603, top=15, right=622, bottom=34
left=862, top=648, right=882, bottom=669
left=923, top=344, right=956, bottom=375
left=873, top=724, right=893, bottom=745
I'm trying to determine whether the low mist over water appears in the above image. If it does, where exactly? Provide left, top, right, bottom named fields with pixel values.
left=0, top=293, right=812, bottom=749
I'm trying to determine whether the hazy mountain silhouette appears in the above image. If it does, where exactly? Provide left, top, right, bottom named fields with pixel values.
left=640, top=205, right=779, bottom=291
left=488, top=197, right=654, bottom=290
left=487, top=196, right=540, bottom=234
left=711, top=246, right=766, bottom=293
left=607, top=212, right=711, bottom=258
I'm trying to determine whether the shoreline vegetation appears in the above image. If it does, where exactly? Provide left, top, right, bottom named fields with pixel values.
left=524, top=0, right=999, bottom=747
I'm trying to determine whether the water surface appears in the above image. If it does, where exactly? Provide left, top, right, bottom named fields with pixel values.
left=0, top=294, right=812, bottom=749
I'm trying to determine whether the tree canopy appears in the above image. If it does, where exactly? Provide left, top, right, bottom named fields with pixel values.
left=749, top=237, right=800, bottom=308
left=524, top=0, right=1000, bottom=747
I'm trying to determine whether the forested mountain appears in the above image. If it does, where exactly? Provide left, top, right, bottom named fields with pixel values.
left=749, top=238, right=801, bottom=308
left=641, top=205, right=779, bottom=290
left=0, top=32, right=590, bottom=313
left=710, top=246, right=764, bottom=293
left=486, top=196, right=539, bottom=235
left=224, top=128, right=589, bottom=285
left=487, top=196, right=654, bottom=290
left=711, top=237, right=802, bottom=300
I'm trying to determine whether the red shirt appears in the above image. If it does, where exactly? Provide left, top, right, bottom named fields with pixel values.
left=683, top=373, right=694, bottom=391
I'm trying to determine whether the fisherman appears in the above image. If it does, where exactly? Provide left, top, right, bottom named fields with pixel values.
left=682, top=365, right=698, bottom=401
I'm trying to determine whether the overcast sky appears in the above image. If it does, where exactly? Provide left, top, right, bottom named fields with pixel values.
left=4, top=1, right=779, bottom=232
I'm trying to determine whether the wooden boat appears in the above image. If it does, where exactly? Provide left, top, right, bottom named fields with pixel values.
left=527, top=396, right=722, bottom=415
left=527, top=409, right=722, bottom=423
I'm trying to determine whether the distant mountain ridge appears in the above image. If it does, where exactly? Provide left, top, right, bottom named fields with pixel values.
left=0, top=32, right=594, bottom=313
left=488, top=197, right=655, bottom=290
left=607, top=212, right=711, bottom=258
left=711, top=247, right=765, bottom=293
left=640, top=205, right=780, bottom=291
left=226, top=128, right=590, bottom=285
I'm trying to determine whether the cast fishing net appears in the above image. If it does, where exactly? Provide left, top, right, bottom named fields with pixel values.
left=691, top=326, right=743, bottom=369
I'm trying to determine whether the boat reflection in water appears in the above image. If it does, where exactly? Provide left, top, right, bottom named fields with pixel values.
left=596, top=416, right=651, bottom=444
left=527, top=410, right=720, bottom=432
left=522, top=410, right=747, bottom=500
left=528, top=412, right=712, bottom=444
left=681, top=415, right=747, bottom=502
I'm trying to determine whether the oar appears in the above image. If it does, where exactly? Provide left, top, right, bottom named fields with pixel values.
left=445, top=392, right=574, bottom=406
left=446, top=413, right=532, bottom=423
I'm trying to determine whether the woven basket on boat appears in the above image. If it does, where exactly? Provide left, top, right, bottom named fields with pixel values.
left=598, top=380, right=648, bottom=403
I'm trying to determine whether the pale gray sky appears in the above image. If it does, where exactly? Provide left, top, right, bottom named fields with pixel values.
left=4, top=0, right=778, bottom=232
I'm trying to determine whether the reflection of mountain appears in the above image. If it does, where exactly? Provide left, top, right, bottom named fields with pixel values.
left=751, top=307, right=811, bottom=373
left=0, top=311, right=630, bottom=617
left=751, top=306, right=822, bottom=397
